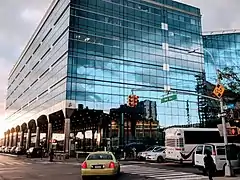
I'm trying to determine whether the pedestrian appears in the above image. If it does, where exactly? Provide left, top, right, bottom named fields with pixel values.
left=49, top=149, right=54, bottom=162
left=204, top=150, right=215, bottom=180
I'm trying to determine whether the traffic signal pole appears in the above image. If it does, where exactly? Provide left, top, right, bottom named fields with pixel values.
left=131, top=84, right=234, bottom=177
left=217, top=71, right=234, bottom=177
left=220, top=98, right=233, bottom=176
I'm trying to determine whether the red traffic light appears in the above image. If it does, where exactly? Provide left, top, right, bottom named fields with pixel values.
left=133, top=95, right=139, bottom=107
left=128, top=94, right=139, bottom=107
left=128, top=95, right=134, bottom=107
left=49, top=139, right=57, bottom=143
left=227, top=127, right=239, bottom=136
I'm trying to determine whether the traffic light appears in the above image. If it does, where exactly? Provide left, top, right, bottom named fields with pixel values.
left=128, top=95, right=134, bottom=107
left=226, top=127, right=239, bottom=136
left=128, top=95, right=139, bottom=107
left=133, top=95, right=139, bottom=107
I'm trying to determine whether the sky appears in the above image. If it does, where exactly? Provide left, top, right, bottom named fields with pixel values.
left=0, top=0, right=240, bottom=135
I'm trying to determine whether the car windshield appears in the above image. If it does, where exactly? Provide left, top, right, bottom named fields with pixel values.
left=153, top=147, right=165, bottom=152
left=87, top=153, right=113, bottom=160
left=146, top=146, right=155, bottom=151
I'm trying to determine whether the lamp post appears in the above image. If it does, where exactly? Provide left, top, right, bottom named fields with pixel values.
left=188, top=48, right=234, bottom=177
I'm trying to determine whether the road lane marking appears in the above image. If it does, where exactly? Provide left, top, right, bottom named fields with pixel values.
left=121, top=165, right=208, bottom=180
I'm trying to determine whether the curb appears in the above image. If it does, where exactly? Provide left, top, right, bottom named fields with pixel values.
left=0, top=153, right=18, bottom=157
left=36, top=161, right=80, bottom=165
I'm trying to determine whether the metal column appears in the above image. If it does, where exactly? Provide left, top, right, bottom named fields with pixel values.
left=64, top=118, right=70, bottom=154
left=9, top=133, right=13, bottom=147
left=15, top=132, right=18, bottom=147
left=35, top=127, right=40, bottom=148
left=26, top=129, right=31, bottom=150
left=19, top=131, right=24, bottom=147
left=47, top=123, right=52, bottom=151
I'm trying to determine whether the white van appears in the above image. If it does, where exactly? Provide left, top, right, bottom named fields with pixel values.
left=193, top=143, right=240, bottom=173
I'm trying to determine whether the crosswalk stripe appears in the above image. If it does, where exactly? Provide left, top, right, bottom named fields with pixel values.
left=155, top=175, right=205, bottom=179
left=0, top=161, right=30, bottom=166
left=121, top=165, right=207, bottom=180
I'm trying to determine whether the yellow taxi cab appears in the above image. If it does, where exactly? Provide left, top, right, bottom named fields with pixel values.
left=81, top=151, right=120, bottom=179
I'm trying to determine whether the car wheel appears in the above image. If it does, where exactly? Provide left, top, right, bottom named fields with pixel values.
left=180, top=159, right=183, bottom=164
left=117, top=167, right=121, bottom=175
left=82, top=176, right=88, bottom=180
left=192, top=153, right=195, bottom=165
left=157, top=156, right=164, bottom=163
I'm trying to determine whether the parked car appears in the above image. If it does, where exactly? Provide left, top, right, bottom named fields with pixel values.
left=123, top=143, right=146, bottom=159
left=4, top=147, right=11, bottom=153
left=0, top=146, right=5, bottom=152
left=15, top=147, right=26, bottom=155
left=26, top=147, right=42, bottom=158
left=146, top=147, right=166, bottom=163
left=193, top=143, right=240, bottom=173
left=10, top=146, right=17, bottom=154
left=137, top=145, right=161, bottom=160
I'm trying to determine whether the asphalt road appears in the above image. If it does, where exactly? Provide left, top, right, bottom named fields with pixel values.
left=1, top=154, right=238, bottom=180
left=0, top=155, right=141, bottom=180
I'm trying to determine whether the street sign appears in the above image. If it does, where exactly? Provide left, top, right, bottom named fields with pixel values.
left=217, top=112, right=227, bottom=118
left=213, top=84, right=225, bottom=98
left=161, top=94, right=177, bottom=103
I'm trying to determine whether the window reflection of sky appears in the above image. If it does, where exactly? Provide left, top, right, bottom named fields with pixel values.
left=204, top=33, right=240, bottom=84
left=68, top=0, right=203, bottom=127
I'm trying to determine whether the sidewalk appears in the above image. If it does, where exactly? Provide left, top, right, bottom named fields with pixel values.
left=215, top=176, right=240, bottom=179
left=29, top=157, right=83, bottom=163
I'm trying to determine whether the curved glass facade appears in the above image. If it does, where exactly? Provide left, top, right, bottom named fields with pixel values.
left=203, top=32, right=240, bottom=84
left=5, top=0, right=204, bottom=130
left=67, top=0, right=203, bottom=127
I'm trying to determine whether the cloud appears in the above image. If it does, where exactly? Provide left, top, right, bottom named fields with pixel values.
left=20, top=9, right=44, bottom=24
left=0, top=0, right=51, bottom=63
left=176, top=0, right=240, bottom=31
left=0, top=0, right=52, bottom=132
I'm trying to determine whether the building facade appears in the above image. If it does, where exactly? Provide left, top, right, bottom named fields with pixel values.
left=202, top=31, right=240, bottom=126
left=203, top=30, right=240, bottom=84
left=3, top=0, right=203, bottom=151
left=67, top=0, right=204, bottom=127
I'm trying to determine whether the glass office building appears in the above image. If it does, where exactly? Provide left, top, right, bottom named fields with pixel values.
left=5, top=0, right=203, bottom=131
left=67, top=0, right=203, bottom=127
left=5, top=0, right=70, bottom=127
left=203, top=31, right=240, bottom=84
left=202, top=31, right=240, bottom=127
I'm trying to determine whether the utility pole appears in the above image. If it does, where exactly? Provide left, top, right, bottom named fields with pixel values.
left=217, top=70, right=234, bottom=177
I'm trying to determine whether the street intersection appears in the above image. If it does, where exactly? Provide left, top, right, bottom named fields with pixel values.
left=0, top=154, right=238, bottom=180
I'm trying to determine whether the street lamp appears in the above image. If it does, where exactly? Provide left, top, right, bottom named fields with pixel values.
left=189, top=48, right=234, bottom=177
